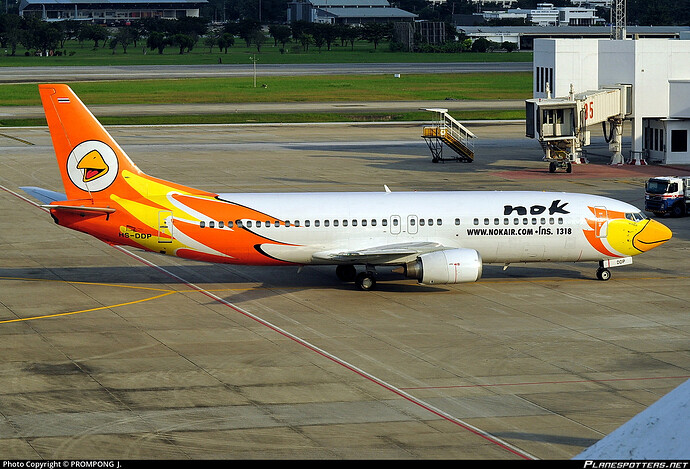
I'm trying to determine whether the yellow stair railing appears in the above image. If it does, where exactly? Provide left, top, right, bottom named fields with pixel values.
left=422, top=109, right=476, bottom=163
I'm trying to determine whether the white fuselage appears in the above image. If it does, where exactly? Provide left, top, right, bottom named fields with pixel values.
left=211, top=191, right=635, bottom=265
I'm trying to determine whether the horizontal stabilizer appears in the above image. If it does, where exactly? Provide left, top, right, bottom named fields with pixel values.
left=43, top=204, right=116, bottom=214
left=20, top=186, right=67, bottom=204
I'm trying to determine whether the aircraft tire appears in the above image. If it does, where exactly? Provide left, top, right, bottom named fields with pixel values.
left=596, top=267, right=611, bottom=281
left=356, top=272, right=376, bottom=291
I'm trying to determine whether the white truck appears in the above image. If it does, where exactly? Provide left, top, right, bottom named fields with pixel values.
left=645, top=176, right=690, bottom=217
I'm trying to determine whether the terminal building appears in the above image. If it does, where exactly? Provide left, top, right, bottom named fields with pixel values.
left=18, top=0, right=207, bottom=22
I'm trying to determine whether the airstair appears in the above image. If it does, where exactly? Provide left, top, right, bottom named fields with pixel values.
left=422, top=108, right=476, bottom=163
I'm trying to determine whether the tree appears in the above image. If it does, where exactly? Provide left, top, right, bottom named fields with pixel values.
left=111, top=27, right=137, bottom=54
left=204, top=33, right=218, bottom=52
left=147, top=31, right=168, bottom=54
left=339, top=24, right=359, bottom=51
left=312, top=23, right=337, bottom=51
left=217, top=33, right=235, bottom=53
left=269, top=24, right=291, bottom=48
left=297, top=32, right=313, bottom=52
left=82, top=23, right=108, bottom=49
left=170, top=33, right=195, bottom=54
left=237, top=18, right=260, bottom=47
left=250, top=29, right=265, bottom=52
left=20, top=18, right=61, bottom=54
left=0, top=14, right=23, bottom=56
left=360, top=22, right=392, bottom=50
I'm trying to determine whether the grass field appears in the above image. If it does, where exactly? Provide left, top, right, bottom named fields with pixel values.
left=0, top=40, right=531, bottom=125
left=1, top=73, right=531, bottom=106
left=0, top=39, right=532, bottom=67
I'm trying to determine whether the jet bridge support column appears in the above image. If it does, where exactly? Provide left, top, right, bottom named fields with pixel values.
left=608, top=118, right=624, bottom=165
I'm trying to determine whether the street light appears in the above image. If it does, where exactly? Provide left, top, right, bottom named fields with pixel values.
left=249, top=55, right=257, bottom=88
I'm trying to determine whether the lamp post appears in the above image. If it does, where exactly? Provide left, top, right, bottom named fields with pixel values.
left=249, top=55, right=257, bottom=88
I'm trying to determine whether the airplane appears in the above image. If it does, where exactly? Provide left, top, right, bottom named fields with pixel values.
left=21, top=84, right=673, bottom=291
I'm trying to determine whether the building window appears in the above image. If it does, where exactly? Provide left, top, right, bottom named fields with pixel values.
left=671, top=129, right=688, bottom=152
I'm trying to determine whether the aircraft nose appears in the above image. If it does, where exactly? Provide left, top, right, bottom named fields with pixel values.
left=633, top=219, right=673, bottom=252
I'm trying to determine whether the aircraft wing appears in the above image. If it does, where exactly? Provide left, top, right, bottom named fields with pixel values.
left=312, top=241, right=445, bottom=264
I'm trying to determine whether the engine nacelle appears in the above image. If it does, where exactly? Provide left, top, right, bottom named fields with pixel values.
left=402, top=248, right=482, bottom=284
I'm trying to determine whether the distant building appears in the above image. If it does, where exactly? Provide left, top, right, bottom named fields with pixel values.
left=458, top=25, right=690, bottom=51
left=478, top=2, right=604, bottom=27
left=287, top=0, right=416, bottom=25
left=471, top=0, right=518, bottom=8
left=19, top=0, right=207, bottom=23
left=394, top=21, right=446, bottom=51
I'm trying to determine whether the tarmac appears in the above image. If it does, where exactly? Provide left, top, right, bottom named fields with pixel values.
left=1, top=120, right=689, bottom=459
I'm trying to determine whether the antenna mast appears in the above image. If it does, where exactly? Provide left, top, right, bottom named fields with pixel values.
left=611, top=0, right=626, bottom=40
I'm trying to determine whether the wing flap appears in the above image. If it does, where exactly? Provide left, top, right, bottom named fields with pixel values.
left=313, top=241, right=445, bottom=264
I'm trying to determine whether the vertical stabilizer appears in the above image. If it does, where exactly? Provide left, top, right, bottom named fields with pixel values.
left=39, top=84, right=142, bottom=201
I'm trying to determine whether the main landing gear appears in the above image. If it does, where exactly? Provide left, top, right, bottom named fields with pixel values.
left=336, top=265, right=377, bottom=291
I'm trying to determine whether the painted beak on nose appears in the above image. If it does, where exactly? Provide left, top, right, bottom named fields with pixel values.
left=633, top=219, right=673, bottom=252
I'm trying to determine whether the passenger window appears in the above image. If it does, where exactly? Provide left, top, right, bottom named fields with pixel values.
left=237, top=220, right=243, bottom=228
left=343, top=220, right=348, bottom=227
left=392, top=219, right=398, bottom=226
left=295, top=220, right=300, bottom=227
left=305, top=220, right=310, bottom=227
left=484, top=218, right=489, bottom=225
left=274, top=221, right=280, bottom=227
left=410, top=218, right=416, bottom=226
left=285, top=220, right=290, bottom=227
left=352, top=220, right=357, bottom=226
left=558, top=218, right=564, bottom=225
left=371, top=219, right=377, bottom=226
left=209, top=221, right=215, bottom=228
left=419, top=219, right=425, bottom=226
left=200, top=221, right=206, bottom=228
left=437, top=219, right=442, bottom=226
left=362, top=219, right=367, bottom=226
left=246, top=221, right=251, bottom=228
left=315, top=220, right=320, bottom=227
left=382, top=219, right=388, bottom=226
left=455, top=218, right=460, bottom=225
left=325, top=220, right=330, bottom=227
left=503, top=218, right=509, bottom=225
left=549, top=218, right=554, bottom=225
left=494, top=218, right=499, bottom=225
left=228, top=221, right=234, bottom=228
left=514, top=218, right=519, bottom=225
left=474, top=218, right=479, bottom=225
left=334, top=220, right=339, bottom=227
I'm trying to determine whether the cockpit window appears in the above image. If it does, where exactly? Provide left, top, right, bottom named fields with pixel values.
left=625, top=212, right=648, bottom=221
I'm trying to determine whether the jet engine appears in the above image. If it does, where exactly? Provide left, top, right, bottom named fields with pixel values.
left=401, top=248, right=482, bottom=285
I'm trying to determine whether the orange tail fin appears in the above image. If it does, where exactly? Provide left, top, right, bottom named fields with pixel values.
left=39, top=84, right=142, bottom=201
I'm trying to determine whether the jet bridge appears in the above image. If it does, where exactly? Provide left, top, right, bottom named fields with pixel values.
left=526, top=84, right=632, bottom=172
